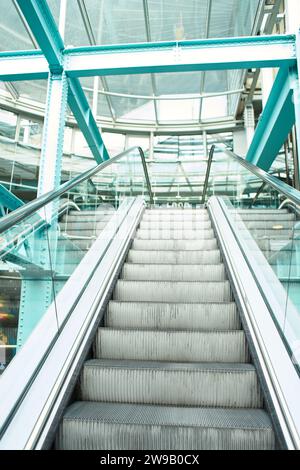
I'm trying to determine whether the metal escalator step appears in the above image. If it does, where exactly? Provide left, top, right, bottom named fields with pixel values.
left=56, top=402, right=275, bottom=450
left=139, top=221, right=212, bottom=229
left=145, top=209, right=207, bottom=213
left=114, top=280, right=231, bottom=302
left=95, top=329, right=249, bottom=363
left=131, top=239, right=218, bottom=250
left=249, top=228, right=292, bottom=238
left=127, top=249, right=221, bottom=264
left=237, top=209, right=288, bottom=214
left=136, top=229, right=214, bottom=240
left=80, top=360, right=262, bottom=408
left=142, top=214, right=210, bottom=221
left=243, top=220, right=295, bottom=230
left=121, top=263, right=226, bottom=281
left=239, top=212, right=295, bottom=221
left=106, top=301, right=240, bottom=330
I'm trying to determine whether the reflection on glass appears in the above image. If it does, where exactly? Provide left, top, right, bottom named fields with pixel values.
left=211, top=147, right=300, bottom=373
left=0, top=147, right=151, bottom=372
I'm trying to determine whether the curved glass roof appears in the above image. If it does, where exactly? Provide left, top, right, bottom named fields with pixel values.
left=0, top=0, right=264, bottom=127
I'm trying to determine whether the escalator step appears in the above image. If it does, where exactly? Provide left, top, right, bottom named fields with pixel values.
left=80, top=360, right=262, bottom=408
left=56, top=402, right=275, bottom=450
left=105, top=301, right=240, bottom=330
left=139, top=221, right=212, bottom=229
left=127, top=249, right=221, bottom=264
left=136, top=229, right=215, bottom=240
left=131, top=239, right=218, bottom=250
left=121, top=263, right=226, bottom=281
left=113, top=280, right=231, bottom=302
left=95, top=329, right=249, bottom=363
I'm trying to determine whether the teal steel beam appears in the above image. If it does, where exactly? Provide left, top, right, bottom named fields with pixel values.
left=14, top=0, right=109, bottom=163
left=293, top=28, right=300, bottom=183
left=15, top=0, right=64, bottom=74
left=0, top=34, right=296, bottom=81
left=246, top=67, right=296, bottom=170
left=0, top=185, right=24, bottom=212
left=0, top=51, right=48, bottom=81
left=64, top=34, right=296, bottom=77
left=68, top=78, right=109, bottom=162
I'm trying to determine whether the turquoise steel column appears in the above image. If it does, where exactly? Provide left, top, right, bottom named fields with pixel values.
left=17, top=72, right=68, bottom=348
left=37, top=72, right=68, bottom=214
left=294, top=28, right=300, bottom=182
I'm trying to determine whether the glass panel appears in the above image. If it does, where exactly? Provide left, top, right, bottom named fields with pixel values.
left=201, top=95, right=229, bottom=120
left=19, top=119, right=43, bottom=147
left=0, top=110, right=17, bottom=140
left=155, top=71, right=201, bottom=96
left=208, top=0, right=260, bottom=38
left=148, top=0, right=209, bottom=41
left=0, top=0, right=34, bottom=51
left=65, top=0, right=90, bottom=47
left=13, top=81, right=48, bottom=105
left=86, top=0, right=147, bottom=45
left=203, top=144, right=300, bottom=373
left=0, top=147, right=151, bottom=372
left=113, top=97, right=156, bottom=122
left=0, top=135, right=39, bottom=205
left=102, top=132, right=125, bottom=156
left=158, top=99, right=200, bottom=123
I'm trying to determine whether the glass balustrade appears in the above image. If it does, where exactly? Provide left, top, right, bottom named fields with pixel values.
left=0, top=147, right=151, bottom=372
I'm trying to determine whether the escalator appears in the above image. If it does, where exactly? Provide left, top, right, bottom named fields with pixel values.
left=57, top=207, right=275, bottom=450
left=0, top=145, right=300, bottom=450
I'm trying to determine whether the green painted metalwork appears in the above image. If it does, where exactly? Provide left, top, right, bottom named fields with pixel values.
left=14, top=0, right=109, bottom=165
left=246, top=67, right=296, bottom=170
left=0, top=185, right=24, bottom=212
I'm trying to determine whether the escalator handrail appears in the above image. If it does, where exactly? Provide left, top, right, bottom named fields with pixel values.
left=0, top=146, right=153, bottom=234
left=214, top=142, right=300, bottom=207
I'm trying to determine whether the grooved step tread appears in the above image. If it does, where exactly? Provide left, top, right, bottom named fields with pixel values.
left=61, top=402, right=272, bottom=429
left=121, top=263, right=226, bottom=281
left=95, top=328, right=248, bottom=363
left=114, top=280, right=231, bottom=302
left=132, top=239, right=218, bottom=250
left=57, top=402, right=275, bottom=450
left=106, top=301, right=240, bottom=330
left=127, top=249, right=221, bottom=264
left=80, top=360, right=262, bottom=408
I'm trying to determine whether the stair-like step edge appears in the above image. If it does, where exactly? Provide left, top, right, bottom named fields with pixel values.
left=113, top=280, right=231, bottom=302
left=95, top=329, right=249, bottom=363
left=80, top=359, right=263, bottom=408
left=106, top=301, right=240, bottom=330
left=127, top=249, right=221, bottom=264
left=56, top=402, right=275, bottom=450
left=121, top=264, right=226, bottom=281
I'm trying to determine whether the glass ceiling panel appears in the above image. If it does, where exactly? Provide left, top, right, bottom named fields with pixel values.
left=208, top=0, right=260, bottom=38
left=158, top=99, right=200, bottom=123
left=148, top=0, right=209, bottom=41
left=0, top=1, right=34, bottom=51
left=97, top=94, right=112, bottom=118
left=85, top=0, right=147, bottom=45
left=203, top=70, right=229, bottom=93
left=201, top=95, right=229, bottom=120
left=0, top=1, right=263, bottom=127
left=113, top=98, right=156, bottom=122
left=155, top=71, right=201, bottom=96
left=12, top=80, right=48, bottom=105
left=65, top=0, right=90, bottom=47
left=47, top=0, right=60, bottom=24
left=105, top=74, right=153, bottom=97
